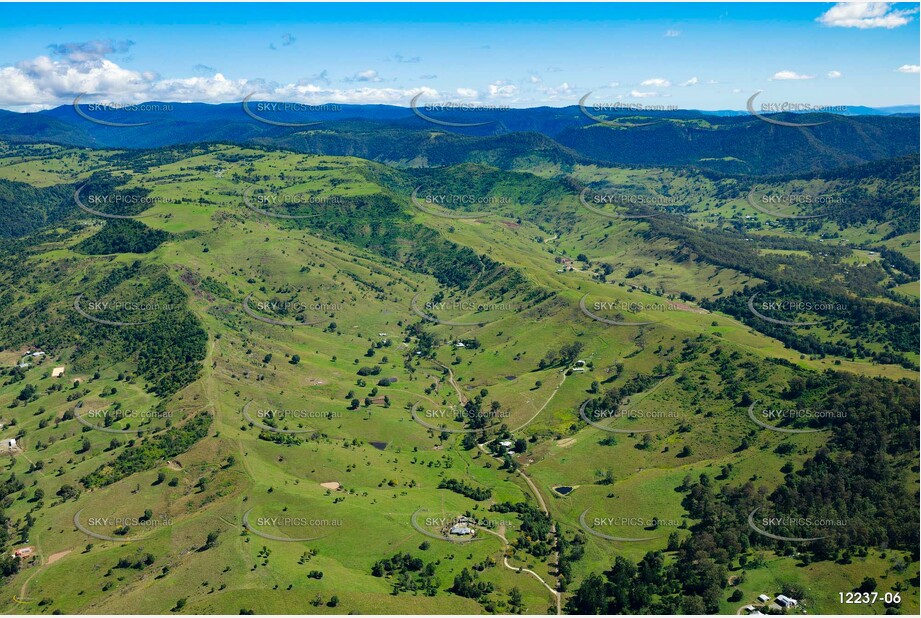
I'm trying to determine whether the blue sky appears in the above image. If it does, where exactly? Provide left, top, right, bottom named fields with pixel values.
left=0, top=2, right=918, bottom=111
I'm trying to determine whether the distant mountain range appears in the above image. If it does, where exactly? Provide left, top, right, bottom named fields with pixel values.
left=0, top=101, right=917, bottom=175
left=698, top=104, right=920, bottom=117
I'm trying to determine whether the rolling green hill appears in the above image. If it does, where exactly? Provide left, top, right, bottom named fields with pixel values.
left=0, top=140, right=917, bottom=616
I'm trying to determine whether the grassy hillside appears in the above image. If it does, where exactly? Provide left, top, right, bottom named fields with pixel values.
left=0, top=141, right=917, bottom=615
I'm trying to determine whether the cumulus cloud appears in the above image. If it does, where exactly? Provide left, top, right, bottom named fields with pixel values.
left=539, top=82, right=575, bottom=99
left=456, top=87, right=478, bottom=98
left=817, top=2, right=917, bottom=29
left=347, top=69, right=383, bottom=83
left=0, top=43, right=441, bottom=109
left=827, top=70, right=843, bottom=78
left=487, top=81, right=518, bottom=98
left=664, top=29, right=681, bottom=37
left=629, top=90, right=662, bottom=98
left=261, top=84, right=439, bottom=105
left=897, top=64, right=920, bottom=73
left=529, top=74, right=541, bottom=84
left=680, top=77, right=699, bottom=87
left=771, top=70, right=815, bottom=80
left=148, top=72, right=254, bottom=102
left=640, top=78, right=671, bottom=87
left=0, top=55, right=155, bottom=107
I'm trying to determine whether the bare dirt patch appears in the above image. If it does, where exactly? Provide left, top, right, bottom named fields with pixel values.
left=47, top=550, right=71, bottom=565
left=320, top=481, right=341, bottom=490
left=670, top=301, right=708, bottom=314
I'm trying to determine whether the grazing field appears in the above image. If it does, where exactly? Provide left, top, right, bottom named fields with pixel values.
left=0, top=138, right=917, bottom=616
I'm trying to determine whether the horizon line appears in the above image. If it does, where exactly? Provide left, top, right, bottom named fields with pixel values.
left=9, top=100, right=921, bottom=114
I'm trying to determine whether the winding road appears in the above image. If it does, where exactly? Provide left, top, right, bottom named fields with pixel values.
left=461, top=370, right=567, bottom=614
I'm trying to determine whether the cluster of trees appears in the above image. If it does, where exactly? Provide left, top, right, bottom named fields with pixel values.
left=371, top=552, right=439, bottom=596
left=81, top=412, right=212, bottom=488
left=285, top=191, right=489, bottom=290
left=585, top=371, right=670, bottom=423
left=566, top=546, right=724, bottom=614
left=75, top=220, right=170, bottom=255
left=0, top=473, right=27, bottom=579
left=708, top=283, right=918, bottom=369
left=455, top=395, right=504, bottom=437
left=556, top=531, right=586, bottom=591
left=538, top=341, right=584, bottom=370
left=450, top=567, right=494, bottom=602
left=438, top=478, right=492, bottom=501
left=0, top=177, right=74, bottom=239
left=257, top=430, right=301, bottom=446
left=491, top=502, right=554, bottom=558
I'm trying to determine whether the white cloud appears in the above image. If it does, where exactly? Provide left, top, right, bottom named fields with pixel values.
left=456, top=87, right=478, bottom=98
left=529, top=75, right=541, bottom=84
left=0, top=55, right=154, bottom=107
left=664, top=29, right=681, bottom=37
left=539, top=82, right=575, bottom=99
left=608, top=81, right=620, bottom=87
left=629, top=90, right=662, bottom=98
left=817, top=2, right=917, bottom=29
left=640, top=78, right=671, bottom=87
left=680, top=77, right=699, bottom=87
left=897, top=64, right=920, bottom=73
left=271, top=85, right=438, bottom=105
left=771, top=70, right=815, bottom=80
left=732, top=88, right=742, bottom=94
left=348, top=69, right=383, bottom=83
left=487, top=81, right=518, bottom=98
left=827, top=70, right=843, bottom=79
left=0, top=46, right=441, bottom=109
